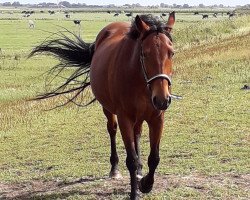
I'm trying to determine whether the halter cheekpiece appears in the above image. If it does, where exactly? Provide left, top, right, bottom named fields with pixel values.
left=139, top=28, right=172, bottom=87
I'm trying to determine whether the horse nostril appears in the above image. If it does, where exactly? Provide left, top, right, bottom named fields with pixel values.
left=152, top=96, right=172, bottom=110
left=152, top=96, right=164, bottom=109
left=152, top=96, right=163, bottom=108
left=167, top=96, right=172, bottom=105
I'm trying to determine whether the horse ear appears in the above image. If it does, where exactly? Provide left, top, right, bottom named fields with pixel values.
left=166, top=11, right=175, bottom=33
left=135, top=15, right=150, bottom=34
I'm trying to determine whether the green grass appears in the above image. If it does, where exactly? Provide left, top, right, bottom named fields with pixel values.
left=0, top=10, right=249, bottom=199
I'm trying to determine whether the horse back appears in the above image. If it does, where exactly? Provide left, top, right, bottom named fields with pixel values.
left=95, top=22, right=130, bottom=49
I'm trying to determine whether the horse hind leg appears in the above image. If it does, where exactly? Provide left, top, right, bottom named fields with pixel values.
left=103, top=108, right=122, bottom=179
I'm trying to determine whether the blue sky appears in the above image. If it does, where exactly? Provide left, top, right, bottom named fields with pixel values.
left=0, top=0, right=248, bottom=6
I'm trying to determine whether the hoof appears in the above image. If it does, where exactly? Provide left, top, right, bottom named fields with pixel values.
left=130, top=196, right=140, bottom=200
left=139, top=176, right=153, bottom=194
left=109, top=170, right=123, bottom=180
left=130, top=192, right=140, bottom=200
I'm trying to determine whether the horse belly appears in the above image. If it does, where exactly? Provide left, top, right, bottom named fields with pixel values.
left=90, top=49, right=116, bottom=114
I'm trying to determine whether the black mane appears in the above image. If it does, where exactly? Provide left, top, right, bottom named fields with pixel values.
left=128, top=14, right=172, bottom=41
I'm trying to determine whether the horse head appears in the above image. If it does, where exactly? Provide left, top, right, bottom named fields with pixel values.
left=134, top=12, right=175, bottom=110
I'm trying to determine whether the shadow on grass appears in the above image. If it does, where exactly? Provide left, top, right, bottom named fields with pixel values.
left=11, top=190, right=88, bottom=200
left=1, top=177, right=129, bottom=200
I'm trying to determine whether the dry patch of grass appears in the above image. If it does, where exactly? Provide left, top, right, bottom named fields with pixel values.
left=0, top=173, right=249, bottom=199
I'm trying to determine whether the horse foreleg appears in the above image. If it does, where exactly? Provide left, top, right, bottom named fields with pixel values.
left=103, top=108, right=122, bottom=179
left=134, top=123, right=143, bottom=179
left=139, top=114, right=164, bottom=194
left=118, top=115, right=139, bottom=200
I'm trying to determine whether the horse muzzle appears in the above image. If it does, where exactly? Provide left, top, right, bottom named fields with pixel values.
left=152, top=95, right=172, bottom=110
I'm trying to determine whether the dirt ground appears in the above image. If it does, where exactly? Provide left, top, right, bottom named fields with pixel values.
left=0, top=173, right=249, bottom=199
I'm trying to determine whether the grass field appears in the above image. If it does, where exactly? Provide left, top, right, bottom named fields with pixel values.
left=0, top=9, right=249, bottom=199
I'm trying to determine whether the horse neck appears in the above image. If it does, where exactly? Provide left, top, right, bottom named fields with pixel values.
left=125, top=41, right=143, bottom=78
left=125, top=40, right=148, bottom=93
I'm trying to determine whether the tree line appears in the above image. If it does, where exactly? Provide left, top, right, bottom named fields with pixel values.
left=0, top=1, right=249, bottom=9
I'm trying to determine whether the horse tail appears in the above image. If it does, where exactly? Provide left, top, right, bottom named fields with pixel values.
left=29, top=31, right=96, bottom=107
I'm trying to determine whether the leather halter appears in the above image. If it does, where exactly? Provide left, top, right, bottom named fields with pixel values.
left=139, top=31, right=172, bottom=88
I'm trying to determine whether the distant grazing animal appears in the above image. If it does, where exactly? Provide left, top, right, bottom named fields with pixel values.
left=161, top=13, right=167, bottom=16
left=202, top=14, right=209, bottom=19
left=40, top=10, right=45, bottom=13
left=23, top=11, right=34, bottom=15
left=229, top=13, right=236, bottom=19
left=107, top=11, right=111, bottom=14
left=241, top=85, right=250, bottom=90
left=73, top=20, right=81, bottom=25
left=23, top=14, right=30, bottom=18
left=114, top=13, right=119, bottom=17
left=213, top=13, right=217, bottom=18
left=194, top=12, right=199, bottom=15
left=126, top=12, right=133, bottom=17
left=48, top=10, right=55, bottom=15
left=28, top=20, right=35, bottom=28
left=30, top=12, right=177, bottom=200
left=65, top=14, right=70, bottom=18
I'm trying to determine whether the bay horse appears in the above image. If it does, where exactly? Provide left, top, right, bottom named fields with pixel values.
left=30, top=12, right=176, bottom=200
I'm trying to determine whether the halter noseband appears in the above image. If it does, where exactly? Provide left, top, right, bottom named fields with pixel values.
left=139, top=31, right=172, bottom=88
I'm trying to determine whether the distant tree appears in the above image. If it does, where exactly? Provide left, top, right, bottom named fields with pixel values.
left=71, top=3, right=85, bottom=8
left=59, top=1, right=71, bottom=8
left=107, top=4, right=115, bottom=8
left=12, top=1, right=21, bottom=6
left=160, top=3, right=169, bottom=8
left=183, top=4, right=189, bottom=8
left=123, top=4, right=131, bottom=8
left=132, top=3, right=141, bottom=7
left=38, top=3, right=47, bottom=7
left=3, top=2, right=11, bottom=6
left=199, top=4, right=205, bottom=8
left=47, top=3, right=57, bottom=7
